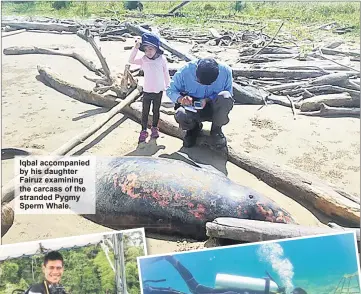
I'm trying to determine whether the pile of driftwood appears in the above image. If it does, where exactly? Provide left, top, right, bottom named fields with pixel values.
left=156, top=22, right=360, bottom=118
left=1, top=16, right=149, bottom=41
left=2, top=16, right=360, bottom=121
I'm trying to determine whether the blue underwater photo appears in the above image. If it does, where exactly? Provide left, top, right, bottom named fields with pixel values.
left=138, top=232, right=360, bottom=294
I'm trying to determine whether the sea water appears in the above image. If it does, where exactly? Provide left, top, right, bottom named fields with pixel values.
left=139, top=233, right=360, bottom=294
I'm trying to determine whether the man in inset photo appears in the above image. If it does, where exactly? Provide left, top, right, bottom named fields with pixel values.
left=25, top=251, right=67, bottom=294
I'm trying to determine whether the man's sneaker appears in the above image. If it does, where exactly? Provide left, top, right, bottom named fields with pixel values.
left=210, top=126, right=226, bottom=147
left=151, top=127, right=160, bottom=139
left=138, top=130, right=148, bottom=143
left=183, top=123, right=203, bottom=148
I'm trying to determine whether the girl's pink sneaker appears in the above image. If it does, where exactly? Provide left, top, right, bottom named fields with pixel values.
left=138, top=130, right=148, bottom=143
left=151, top=127, right=159, bottom=138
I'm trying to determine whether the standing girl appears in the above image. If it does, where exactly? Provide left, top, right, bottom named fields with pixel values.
left=128, top=32, right=170, bottom=143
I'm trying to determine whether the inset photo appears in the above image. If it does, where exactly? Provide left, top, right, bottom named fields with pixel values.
left=138, top=231, right=360, bottom=294
left=0, top=228, right=147, bottom=294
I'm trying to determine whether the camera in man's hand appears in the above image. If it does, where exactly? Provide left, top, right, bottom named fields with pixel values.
left=193, top=100, right=203, bottom=109
left=49, top=285, right=67, bottom=294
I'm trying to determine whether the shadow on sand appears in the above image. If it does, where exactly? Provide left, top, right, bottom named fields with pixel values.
left=159, top=144, right=228, bottom=176
left=72, top=116, right=128, bottom=155
left=124, top=133, right=229, bottom=176
left=125, top=138, right=166, bottom=157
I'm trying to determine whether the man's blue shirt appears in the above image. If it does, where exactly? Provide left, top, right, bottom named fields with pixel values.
left=166, top=59, right=233, bottom=103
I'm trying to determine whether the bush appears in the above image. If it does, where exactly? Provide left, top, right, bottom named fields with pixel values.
left=52, top=1, right=71, bottom=10
left=204, top=3, right=216, bottom=11
left=235, top=1, right=246, bottom=12
left=123, top=1, right=140, bottom=10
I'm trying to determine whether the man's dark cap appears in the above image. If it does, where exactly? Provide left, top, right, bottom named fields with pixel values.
left=196, top=58, right=219, bottom=85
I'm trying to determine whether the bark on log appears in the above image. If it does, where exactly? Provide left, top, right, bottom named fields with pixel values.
left=232, top=83, right=265, bottom=104
left=2, top=21, right=79, bottom=33
left=37, top=66, right=118, bottom=108
left=1, top=202, right=14, bottom=237
left=208, top=19, right=259, bottom=26
left=327, top=185, right=360, bottom=205
left=298, top=103, right=360, bottom=117
left=348, top=80, right=361, bottom=91
left=299, top=93, right=359, bottom=112
left=265, top=72, right=351, bottom=92
left=3, top=46, right=102, bottom=75
left=226, top=146, right=360, bottom=226
left=99, top=35, right=126, bottom=42
left=240, top=46, right=298, bottom=56
left=283, top=85, right=360, bottom=98
left=205, top=218, right=360, bottom=244
left=77, top=29, right=111, bottom=80
left=168, top=1, right=190, bottom=14
left=237, top=54, right=298, bottom=62
left=320, top=48, right=360, bottom=58
left=324, top=41, right=344, bottom=49
left=2, top=29, right=26, bottom=37
left=209, top=28, right=222, bottom=39
left=168, top=67, right=329, bottom=80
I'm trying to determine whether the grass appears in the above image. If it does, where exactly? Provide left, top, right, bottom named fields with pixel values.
left=2, top=1, right=360, bottom=42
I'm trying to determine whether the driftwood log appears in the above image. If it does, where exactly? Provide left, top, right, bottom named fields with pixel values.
left=283, top=85, right=360, bottom=99
left=264, top=72, right=353, bottom=93
left=2, top=21, right=79, bottom=33
left=299, top=92, right=359, bottom=112
left=166, top=67, right=330, bottom=80
left=168, top=1, right=190, bottom=14
left=2, top=29, right=26, bottom=37
left=298, top=103, right=360, bottom=117
left=37, top=66, right=118, bottom=108
left=206, top=218, right=360, bottom=246
left=3, top=46, right=102, bottom=75
left=320, top=47, right=360, bottom=58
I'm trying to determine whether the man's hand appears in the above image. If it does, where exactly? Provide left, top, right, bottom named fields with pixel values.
left=178, top=95, right=193, bottom=106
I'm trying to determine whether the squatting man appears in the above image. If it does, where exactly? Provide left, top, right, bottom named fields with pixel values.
left=24, top=251, right=67, bottom=294
left=167, top=58, right=234, bottom=148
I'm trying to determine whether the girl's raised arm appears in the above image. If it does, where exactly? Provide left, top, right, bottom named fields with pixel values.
left=128, top=40, right=143, bottom=65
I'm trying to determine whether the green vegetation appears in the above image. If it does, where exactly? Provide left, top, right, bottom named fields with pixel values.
left=1, top=1, right=359, bottom=43
left=0, top=232, right=145, bottom=294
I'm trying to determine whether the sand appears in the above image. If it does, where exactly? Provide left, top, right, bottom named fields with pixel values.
left=1, top=31, right=359, bottom=255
